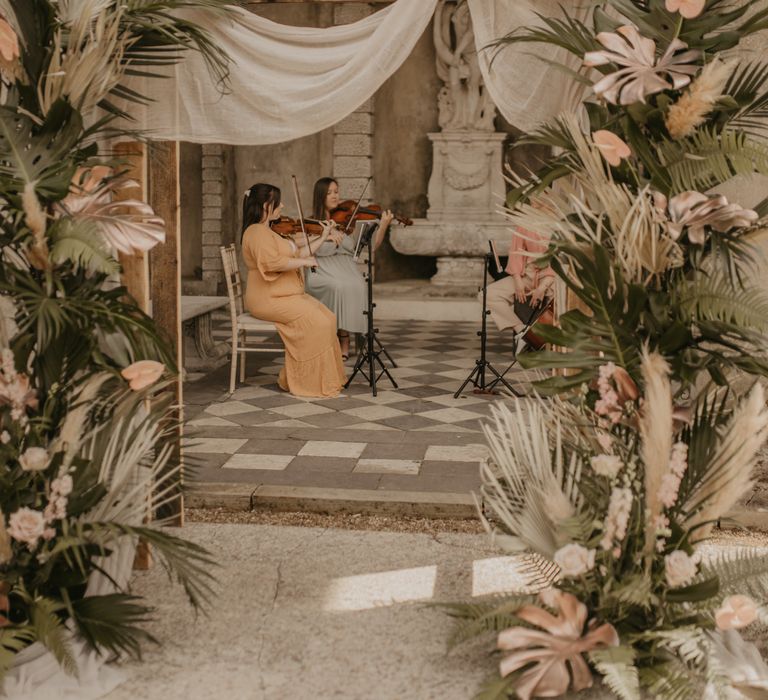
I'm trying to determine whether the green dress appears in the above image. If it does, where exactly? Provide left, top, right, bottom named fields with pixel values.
left=304, top=235, right=366, bottom=334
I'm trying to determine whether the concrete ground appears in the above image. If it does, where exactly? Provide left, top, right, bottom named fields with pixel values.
left=104, top=523, right=509, bottom=700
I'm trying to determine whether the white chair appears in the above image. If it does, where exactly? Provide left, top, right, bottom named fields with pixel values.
left=220, top=244, right=282, bottom=394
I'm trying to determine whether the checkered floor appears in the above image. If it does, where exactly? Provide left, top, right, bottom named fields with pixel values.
left=184, top=316, right=531, bottom=495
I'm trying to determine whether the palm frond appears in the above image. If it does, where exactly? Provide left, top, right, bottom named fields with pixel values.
left=657, top=128, right=768, bottom=193
left=723, top=60, right=768, bottom=137
left=676, top=273, right=768, bottom=332
left=589, top=646, right=640, bottom=700
left=683, top=384, right=768, bottom=534
left=71, top=593, right=155, bottom=659
left=491, top=11, right=598, bottom=61
left=479, top=399, right=584, bottom=558
left=0, top=627, right=37, bottom=682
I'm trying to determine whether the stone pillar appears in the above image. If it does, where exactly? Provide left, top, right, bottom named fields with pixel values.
left=333, top=4, right=374, bottom=202
left=201, top=143, right=224, bottom=287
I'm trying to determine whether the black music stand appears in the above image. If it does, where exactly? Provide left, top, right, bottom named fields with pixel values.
left=454, top=252, right=522, bottom=399
left=346, top=221, right=398, bottom=397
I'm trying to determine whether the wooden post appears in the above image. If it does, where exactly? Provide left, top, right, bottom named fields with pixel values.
left=147, top=141, right=185, bottom=528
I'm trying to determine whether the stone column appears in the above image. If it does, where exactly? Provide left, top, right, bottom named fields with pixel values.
left=332, top=4, right=375, bottom=202
left=201, top=143, right=224, bottom=287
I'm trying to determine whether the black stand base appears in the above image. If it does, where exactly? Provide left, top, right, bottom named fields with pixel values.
left=455, top=252, right=522, bottom=399
left=345, top=223, right=397, bottom=397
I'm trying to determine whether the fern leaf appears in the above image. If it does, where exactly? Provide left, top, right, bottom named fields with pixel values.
left=589, top=646, right=640, bottom=700
left=608, top=574, right=653, bottom=607
left=639, top=662, right=702, bottom=700
left=30, top=596, right=77, bottom=677
left=442, top=594, right=536, bottom=649
left=702, top=547, right=768, bottom=601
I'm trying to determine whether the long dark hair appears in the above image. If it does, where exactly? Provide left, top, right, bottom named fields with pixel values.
left=241, top=183, right=281, bottom=240
left=312, top=177, right=337, bottom=220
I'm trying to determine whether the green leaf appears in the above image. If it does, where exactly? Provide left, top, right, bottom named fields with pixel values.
left=30, top=596, right=77, bottom=676
left=71, top=594, right=155, bottom=660
left=49, top=219, right=120, bottom=276
left=666, top=577, right=719, bottom=603
left=589, top=646, right=640, bottom=700
left=0, top=101, right=83, bottom=199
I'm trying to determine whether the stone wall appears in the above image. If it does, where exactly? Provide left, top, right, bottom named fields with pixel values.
left=177, top=2, right=533, bottom=291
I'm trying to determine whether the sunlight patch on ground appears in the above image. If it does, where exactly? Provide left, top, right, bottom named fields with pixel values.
left=471, top=556, right=529, bottom=597
left=323, top=565, right=438, bottom=612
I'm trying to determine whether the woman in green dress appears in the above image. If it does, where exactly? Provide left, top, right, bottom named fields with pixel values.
left=305, top=177, right=393, bottom=360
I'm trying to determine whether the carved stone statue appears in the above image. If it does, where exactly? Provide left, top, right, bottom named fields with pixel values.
left=434, top=0, right=495, bottom=131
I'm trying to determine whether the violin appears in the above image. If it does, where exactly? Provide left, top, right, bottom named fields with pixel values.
left=523, top=301, right=555, bottom=350
left=271, top=216, right=331, bottom=238
left=330, top=199, right=413, bottom=232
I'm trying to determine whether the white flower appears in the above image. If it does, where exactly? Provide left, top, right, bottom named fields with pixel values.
left=715, top=595, right=758, bottom=630
left=600, top=487, right=633, bottom=551
left=18, top=447, right=49, bottom=472
left=554, top=544, right=596, bottom=577
left=0, top=431, right=9, bottom=444
left=591, top=454, right=623, bottom=478
left=7, top=507, right=45, bottom=547
left=665, top=550, right=698, bottom=588
left=51, top=475, right=73, bottom=497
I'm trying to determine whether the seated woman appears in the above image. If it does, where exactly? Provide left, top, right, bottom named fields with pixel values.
left=486, top=223, right=554, bottom=348
left=241, top=183, right=346, bottom=398
left=304, top=177, right=394, bottom=360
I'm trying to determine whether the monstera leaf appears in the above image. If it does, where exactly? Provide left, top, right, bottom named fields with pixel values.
left=0, top=99, right=85, bottom=200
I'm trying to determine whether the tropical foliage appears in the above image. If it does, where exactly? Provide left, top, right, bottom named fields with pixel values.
left=446, top=1, right=768, bottom=698
left=0, top=0, right=230, bottom=686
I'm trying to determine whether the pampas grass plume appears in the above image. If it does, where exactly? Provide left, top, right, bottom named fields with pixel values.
left=666, top=58, right=733, bottom=139
left=639, top=351, right=673, bottom=562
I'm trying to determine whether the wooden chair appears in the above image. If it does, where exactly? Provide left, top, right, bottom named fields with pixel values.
left=220, top=244, right=282, bottom=394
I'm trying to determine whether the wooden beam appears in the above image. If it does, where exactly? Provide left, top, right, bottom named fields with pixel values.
left=115, top=142, right=150, bottom=313
left=148, top=140, right=185, bottom=528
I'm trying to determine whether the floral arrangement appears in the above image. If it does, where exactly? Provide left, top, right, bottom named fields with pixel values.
left=446, top=1, right=768, bottom=698
left=0, top=0, right=231, bottom=687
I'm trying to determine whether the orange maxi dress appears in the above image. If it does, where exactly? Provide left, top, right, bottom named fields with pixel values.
left=242, top=224, right=346, bottom=398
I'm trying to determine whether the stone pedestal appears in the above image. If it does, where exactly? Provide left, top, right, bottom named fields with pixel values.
left=391, top=131, right=510, bottom=294
left=426, top=132, right=507, bottom=220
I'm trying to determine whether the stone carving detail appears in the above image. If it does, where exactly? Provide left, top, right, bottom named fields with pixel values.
left=434, top=0, right=495, bottom=132
left=443, top=163, right=488, bottom=191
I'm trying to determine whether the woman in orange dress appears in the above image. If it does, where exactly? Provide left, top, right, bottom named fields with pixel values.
left=241, top=183, right=346, bottom=398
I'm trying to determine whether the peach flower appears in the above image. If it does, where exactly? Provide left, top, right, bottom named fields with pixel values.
left=121, top=360, right=165, bottom=391
left=665, top=0, right=705, bottom=19
left=7, top=507, right=45, bottom=547
left=716, top=595, right=758, bottom=630
left=593, top=130, right=632, bottom=167
left=553, top=544, right=596, bottom=577
left=0, top=18, right=19, bottom=62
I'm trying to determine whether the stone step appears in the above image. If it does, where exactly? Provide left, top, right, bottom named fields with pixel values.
left=373, top=279, right=480, bottom=322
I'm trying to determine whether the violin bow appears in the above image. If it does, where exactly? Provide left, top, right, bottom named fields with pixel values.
left=343, top=176, right=373, bottom=234
left=290, top=174, right=316, bottom=273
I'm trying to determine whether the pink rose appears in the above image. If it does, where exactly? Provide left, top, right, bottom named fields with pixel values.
left=18, top=446, right=49, bottom=472
left=716, top=595, right=758, bottom=630
left=0, top=18, right=19, bottom=62
left=7, top=507, right=45, bottom=546
left=121, top=360, right=165, bottom=391
left=51, top=475, right=73, bottom=496
left=593, top=130, right=631, bottom=167
left=665, top=0, right=705, bottom=19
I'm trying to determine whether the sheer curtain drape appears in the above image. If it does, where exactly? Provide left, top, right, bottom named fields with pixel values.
left=123, top=0, right=438, bottom=145
left=467, top=0, right=591, bottom=133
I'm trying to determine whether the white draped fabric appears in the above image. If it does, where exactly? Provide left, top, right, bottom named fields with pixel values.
left=467, top=0, right=590, bottom=133
left=127, top=0, right=438, bottom=145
